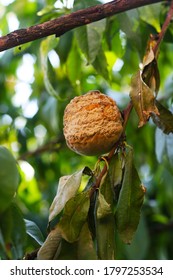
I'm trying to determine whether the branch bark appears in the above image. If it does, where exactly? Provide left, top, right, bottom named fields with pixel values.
left=0, top=0, right=165, bottom=52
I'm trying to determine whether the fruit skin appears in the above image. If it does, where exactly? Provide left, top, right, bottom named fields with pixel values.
left=0, top=146, right=19, bottom=214
left=63, top=91, right=123, bottom=156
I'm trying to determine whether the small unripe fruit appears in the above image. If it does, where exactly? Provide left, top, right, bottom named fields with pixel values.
left=63, top=91, right=123, bottom=156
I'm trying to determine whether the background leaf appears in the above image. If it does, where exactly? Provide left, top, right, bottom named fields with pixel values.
left=155, top=127, right=166, bottom=163
left=0, top=146, right=20, bottom=214
left=66, top=39, right=82, bottom=86
left=1, top=203, right=27, bottom=260
left=139, top=4, right=161, bottom=32
left=40, top=36, right=59, bottom=98
left=75, top=19, right=106, bottom=64
left=25, top=219, right=44, bottom=246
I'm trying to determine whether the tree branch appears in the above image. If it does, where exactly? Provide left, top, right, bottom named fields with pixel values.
left=18, top=136, right=64, bottom=161
left=0, top=0, right=166, bottom=52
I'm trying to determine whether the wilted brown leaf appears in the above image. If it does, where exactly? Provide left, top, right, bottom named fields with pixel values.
left=130, top=70, right=159, bottom=127
left=37, top=226, right=62, bottom=260
left=151, top=100, right=173, bottom=134
left=142, top=48, right=160, bottom=95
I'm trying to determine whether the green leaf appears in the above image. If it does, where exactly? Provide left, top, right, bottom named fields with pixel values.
left=75, top=19, right=106, bottom=64
left=95, top=173, right=116, bottom=260
left=41, top=96, right=59, bottom=134
left=57, top=31, right=73, bottom=63
left=115, top=147, right=145, bottom=244
left=0, top=228, right=7, bottom=259
left=77, top=222, right=97, bottom=260
left=66, top=39, right=82, bottom=85
left=11, top=204, right=26, bottom=259
left=0, top=146, right=19, bottom=214
left=49, top=167, right=90, bottom=222
left=139, top=4, right=161, bottom=32
left=58, top=191, right=90, bottom=243
left=151, top=100, right=173, bottom=134
left=40, top=36, right=59, bottom=98
left=0, top=205, right=13, bottom=249
left=37, top=225, right=62, bottom=260
left=25, top=219, right=44, bottom=246
left=92, top=46, right=109, bottom=81
left=0, top=204, right=26, bottom=259
left=37, top=5, right=55, bottom=16
left=117, top=11, right=141, bottom=52
left=73, top=0, right=100, bottom=9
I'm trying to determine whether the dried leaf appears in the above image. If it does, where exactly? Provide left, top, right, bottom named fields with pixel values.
left=37, top=226, right=62, bottom=260
left=130, top=70, right=159, bottom=127
left=130, top=44, right=160, bottom=127
left=151, top=100, right=173, bottom=134
left=115, top=147, right=145, bottom=244
left=49, top=167, right=91, bottom=222
left=142, top=48, right=160, bottom=95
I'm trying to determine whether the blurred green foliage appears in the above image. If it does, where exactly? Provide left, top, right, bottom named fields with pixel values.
left=0, top=0, right=173, bottom=259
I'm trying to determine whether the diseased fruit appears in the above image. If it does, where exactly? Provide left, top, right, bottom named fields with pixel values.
left=0, top=146, right=19, bottom=214
left=63, top=91, right=123, bottom=156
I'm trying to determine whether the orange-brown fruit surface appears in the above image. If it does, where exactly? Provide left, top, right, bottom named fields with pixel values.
left=63, top=91, right=123, bottom=156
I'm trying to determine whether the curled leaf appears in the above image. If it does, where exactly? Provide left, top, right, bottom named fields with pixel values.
left=49, top=167, right=91, bottom=222
left=142, top=48, right=160, bottom=94
left=130, top=70, right=159, bottom=127
left=130, top=45, right=160, bottom=127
